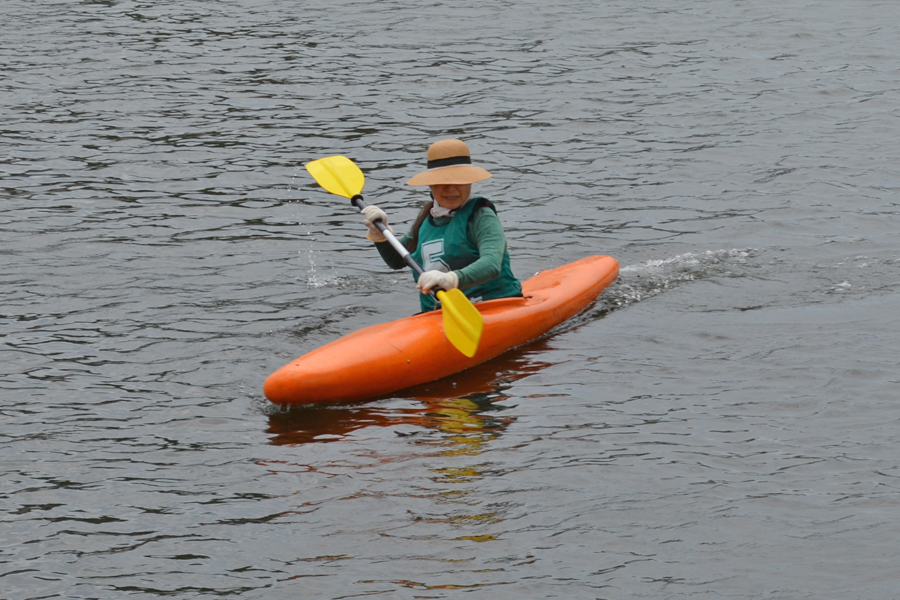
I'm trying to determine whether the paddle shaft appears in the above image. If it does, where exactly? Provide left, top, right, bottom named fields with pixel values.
left=351, top=195, right=426, bottom=277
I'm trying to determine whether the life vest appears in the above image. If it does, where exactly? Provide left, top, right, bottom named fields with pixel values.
left=410, top=197, right=522, bottom=312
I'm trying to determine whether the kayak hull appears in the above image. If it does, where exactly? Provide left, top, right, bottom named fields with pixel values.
left=264, top=255, right=619, bottom=405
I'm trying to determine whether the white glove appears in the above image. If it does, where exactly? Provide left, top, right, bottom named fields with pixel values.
left=417, top=270, right=459, bottom=295
left=361, top=205, right=390, bottom=242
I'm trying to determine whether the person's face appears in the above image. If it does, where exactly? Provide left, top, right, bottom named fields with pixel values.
left=430, top=184, right=471, bottom=211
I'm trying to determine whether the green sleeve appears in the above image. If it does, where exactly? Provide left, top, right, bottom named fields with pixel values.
left=373, top=231, right=413, bottom=270
left=456, top=207, right=508, bottom=290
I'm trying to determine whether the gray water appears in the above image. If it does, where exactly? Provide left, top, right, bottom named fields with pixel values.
left=3, top=0, right=899, bottom=598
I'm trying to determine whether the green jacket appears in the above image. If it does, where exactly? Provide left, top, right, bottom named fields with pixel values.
left=374, top=196, right=522, bottom=312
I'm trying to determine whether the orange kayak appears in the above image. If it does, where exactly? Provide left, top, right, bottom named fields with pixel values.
left=264, top=255, right=619, bottom=405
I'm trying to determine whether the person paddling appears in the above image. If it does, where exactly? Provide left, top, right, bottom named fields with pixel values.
left=362, top=139, right=522, bottom=312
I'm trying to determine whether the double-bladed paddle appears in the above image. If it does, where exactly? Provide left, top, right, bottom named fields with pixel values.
left=304, top=155, right=484, bottom=358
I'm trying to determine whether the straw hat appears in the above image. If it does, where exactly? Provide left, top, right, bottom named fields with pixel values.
left=406, top=139, right=493, bottom=186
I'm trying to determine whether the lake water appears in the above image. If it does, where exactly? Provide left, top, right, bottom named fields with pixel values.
left=3, top=1, right=899, bottom=598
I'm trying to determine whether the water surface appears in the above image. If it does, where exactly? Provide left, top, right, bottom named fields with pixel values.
left=3, top=1, right=900, bottom=598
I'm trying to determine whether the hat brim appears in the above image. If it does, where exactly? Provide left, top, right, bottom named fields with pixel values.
left=406, top=165, right=492, bottom=186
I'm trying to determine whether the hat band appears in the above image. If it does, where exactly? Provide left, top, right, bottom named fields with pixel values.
left=427, top=155, right=472, bottom=169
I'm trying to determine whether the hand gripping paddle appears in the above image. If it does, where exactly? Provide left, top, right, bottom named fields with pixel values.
left=305, top=155, right=484, bottom=358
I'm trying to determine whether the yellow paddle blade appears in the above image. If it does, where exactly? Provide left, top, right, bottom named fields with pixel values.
left=305, top=155, right=365, bottom=198
left=436, top=288, right=483, bottom=358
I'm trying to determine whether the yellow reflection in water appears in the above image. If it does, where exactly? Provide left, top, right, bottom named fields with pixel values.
left=418, top=395, right=512, bottom=540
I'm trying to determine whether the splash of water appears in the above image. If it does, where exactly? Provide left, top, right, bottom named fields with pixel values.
left=301, top=247, right=347, bottom=289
